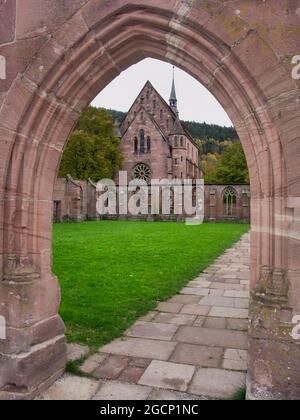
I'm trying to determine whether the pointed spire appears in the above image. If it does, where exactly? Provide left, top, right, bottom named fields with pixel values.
left=169, top=66, right=178, bottom=115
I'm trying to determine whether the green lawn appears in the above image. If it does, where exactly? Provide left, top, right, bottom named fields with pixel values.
left=53, top=221, right=249, bottom=350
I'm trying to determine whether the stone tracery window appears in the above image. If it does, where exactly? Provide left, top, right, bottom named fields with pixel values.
left=133, top=163, right=152, bottom=183
left=140, top=129, right=145, bottom=154
left=223, top=187, right=237, bottom=216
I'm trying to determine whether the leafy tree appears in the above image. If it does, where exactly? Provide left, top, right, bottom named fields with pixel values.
left=204, top=142, right=249, bottom=184
left=59, top=107, right=122, bottom=181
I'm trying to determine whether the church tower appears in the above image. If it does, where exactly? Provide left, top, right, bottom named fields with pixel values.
left=169, top=67, right=178, bottom=116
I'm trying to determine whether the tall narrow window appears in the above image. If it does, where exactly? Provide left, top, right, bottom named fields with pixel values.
left=166, top=118, right=169, bottom=129
left=147, top=136, right=151, bottom=153
left=140, top=129, right=145, bottom=154
left=134, top=137, right=138, bottom=154
left=180, top=137, right=184, bottom=147
left=223, top=187, right=237, bottom=217
left=174, top=136, right=178, bottom=147
left=141, top=112, right=144, bottom=121
left=160, top=109, right=163, bottom=121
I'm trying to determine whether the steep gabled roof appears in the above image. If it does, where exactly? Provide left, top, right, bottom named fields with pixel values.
left=120, top=80, right=177, bottom=128
left=119, top=80, right=199, bottom=150
left=121, top=104, right=169, bottom=144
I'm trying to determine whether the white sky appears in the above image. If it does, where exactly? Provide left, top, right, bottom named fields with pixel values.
left=92, top=58, right=233, bottom=127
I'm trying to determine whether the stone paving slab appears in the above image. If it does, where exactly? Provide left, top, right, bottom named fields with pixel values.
left=170, top=343, right=223, bottom=368
left=125, top=321, right=178, bottom=341
left=100, top=337, right=177, bottom=360
left=209, top=307, right=248, bottom=319
left=139, top=360, right=195, bottom=392
left=67, top=343, right=89, bottom=362
left=174, top=326, right=248, bottom=349
left=148, top=389, right=206, bottom=400
left=37, top=375, right=99, bottom=400
left=189, top=368, right=246, bottom=399
left=94, top=381, right=152, bottom=400
left=154, top=312, right=196, bottom=326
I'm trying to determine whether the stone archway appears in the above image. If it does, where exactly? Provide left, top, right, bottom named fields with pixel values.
left=0, top=0, right=299, bottom=400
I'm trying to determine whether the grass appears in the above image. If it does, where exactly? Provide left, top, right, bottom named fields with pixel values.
left=53, top=221, right=249, bottom=351
left=231, top=388, right=247, bottom=400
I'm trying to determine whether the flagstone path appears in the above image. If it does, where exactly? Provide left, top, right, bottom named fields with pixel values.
left=39, top=232, right=250, bottom=400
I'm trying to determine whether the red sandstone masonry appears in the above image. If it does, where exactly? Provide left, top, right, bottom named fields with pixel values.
left=0, top=0, right=299, bottom=400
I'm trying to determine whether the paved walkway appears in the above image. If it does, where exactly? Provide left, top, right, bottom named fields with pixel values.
left=39, top=233, right=250, bottom=400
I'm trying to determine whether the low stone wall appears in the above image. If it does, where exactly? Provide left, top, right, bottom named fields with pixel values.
left=53, top=178, right=251, bottom=223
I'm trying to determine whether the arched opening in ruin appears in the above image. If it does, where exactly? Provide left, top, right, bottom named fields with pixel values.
left=0, top=1, right=298, bottom=400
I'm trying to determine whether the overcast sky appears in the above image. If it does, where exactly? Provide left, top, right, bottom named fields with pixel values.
left=92, top=58, right=233, bottom=127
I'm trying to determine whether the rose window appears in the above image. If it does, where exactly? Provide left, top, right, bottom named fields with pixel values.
left=133, top=164, right=152, bottom=182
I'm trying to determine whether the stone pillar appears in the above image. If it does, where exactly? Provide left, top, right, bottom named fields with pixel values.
left=247, top=197, right=300, bottom=400
left=0, top=144, right=67, bottom=399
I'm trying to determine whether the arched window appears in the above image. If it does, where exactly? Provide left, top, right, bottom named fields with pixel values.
left=223, top=187, right=237, bottom=216
left=140, top=129, right=145, bottom=154
left=153, top=100, right=156, bottom=109
left=174, top=136, right=178, bottom=147
left=166, top=118, right=169, bottom=129
left=141, top=112, right=144, bottom=121
left=160, top=109, right=163, bottom=121
left=134, top=137, right=138, bottom=154
left=147, top=136, right=151, bottom=153
left=180, top=137, right=184, bottom=147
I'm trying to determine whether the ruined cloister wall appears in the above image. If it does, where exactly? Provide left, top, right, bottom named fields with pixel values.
left=53, top=178, right=251, bottom=223
left=0, top=0, right=300, bottom=400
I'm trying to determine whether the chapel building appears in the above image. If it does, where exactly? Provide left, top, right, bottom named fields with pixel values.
left=117, top=73, right=201, bottom=183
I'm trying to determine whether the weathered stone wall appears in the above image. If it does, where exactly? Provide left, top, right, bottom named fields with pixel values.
left=53, top=178, right=251, bottom=223
left=0, top=0, right=300, bottom=400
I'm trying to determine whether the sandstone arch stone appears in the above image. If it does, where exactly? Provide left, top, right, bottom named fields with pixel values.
left=0, top=0, right=299, bottom=400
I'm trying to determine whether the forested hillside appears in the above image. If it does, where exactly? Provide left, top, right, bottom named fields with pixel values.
left=106, top=109, right=238, bottom=142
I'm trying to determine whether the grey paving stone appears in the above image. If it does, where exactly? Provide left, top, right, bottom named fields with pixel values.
left=125, top=321, right=178, bottom=341
left=181, top=304, right=210, bottom=316
left=189, top=368, right=246, bottom=399
left=210, top=283, right=245, bottom=291
left=170, top=343, right=223, bottom=368
left=80, top=353, right=107, bottom=374
left=38, top=374, right=99, bottom=400
left=181, top=287, right=210, bottom=296
left=94, top=355, right=130, bottom=380
left=155, top=312, right=196, bottom=326
left=234, top=298, right=249, bottom=309
left=223, top=290, right=249, bottom=298
left=199, top=296, right=235, bottom=308
left=188, top=280, right=211, bottom=288
left=156, top=302, right=183, bottom=313
left=168, top=295, right=200, bottom=304
left=94, top=381, right=152, bottom=400
left=100, top=338, right=177, bottom=360
left=175, top=327, right=248, bottom=349
left=67, top=343, right=89, bottom=362
left=193, top=316, right=206, bottom=327
left=139, top=311, right=158, bottom=322
left=204, top=317, right=227, bottom=330
left=148, top=389, right=205, bottom=400
left=139, top=360, right=195, bottom=392
left=209, top=307, right=248, bottom=319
